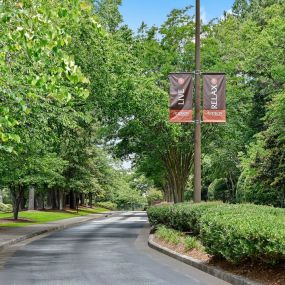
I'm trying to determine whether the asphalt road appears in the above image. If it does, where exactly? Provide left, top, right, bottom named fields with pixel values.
left=0, top=212, right=230, bottom=285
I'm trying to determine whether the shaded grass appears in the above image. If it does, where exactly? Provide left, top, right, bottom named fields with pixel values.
left=0, top=207, right=108, bottom=227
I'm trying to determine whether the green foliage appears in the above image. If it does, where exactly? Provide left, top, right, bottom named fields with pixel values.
left=207, top=178, right=229, bottom=202
left=156, top=225, right=201, bottom=251
left=96, top=201, right=117, bottom=210
left=148, top=202, right=221, bottom=233
left=146, top=188, right=163, bottom=206
left=0, top=0, right=92, bottom=148
left=1, top=0, right=284, bottom=218
left=0, top=202, right=12, bottom=213
left=156, top=225, right=182, bottom=245
left=239, top=91, right=285, bottom=207
left=184, top=236, right=201, bottom=252
left=148, top=203, right=285, bottom=264
left=114, top=188, right=146, bottom=210
left=200, top=206, right=285, bottom=264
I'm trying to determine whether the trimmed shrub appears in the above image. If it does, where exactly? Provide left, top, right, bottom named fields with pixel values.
left=147, top=204, right=172, bottom=228
left=200, top=206, right=285, bottom=264
left=147, top=203, right=285, bottom=264
left=148, top=201, right=222, bottom=233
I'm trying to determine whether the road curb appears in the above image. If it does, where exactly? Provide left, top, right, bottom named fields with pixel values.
left=148, top=235, right=262, bottom=285
left=0, top=212, right=113, bottom=252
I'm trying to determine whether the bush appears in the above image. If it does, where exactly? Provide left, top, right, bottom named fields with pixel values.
left=147, top=204, right=173, bottom=227
left=114, top=188, right=147, bottom=210
left=0, top=202, right=12, bottom=213
left=200, top=205, right=285, bottom=264
left=208, top=178, right=228, bottom=201
left=96, top=201, right=117, bottom=211
left=147, top=203, right=285, bottom=264
left=146, top=188, right=163, bottom=206
left=148, top=201, right=221, bottom=234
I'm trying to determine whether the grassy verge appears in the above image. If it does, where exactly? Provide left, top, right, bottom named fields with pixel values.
left=0, top=207, right=108, bottom=227
left=155, top=225, right=203, bottom=252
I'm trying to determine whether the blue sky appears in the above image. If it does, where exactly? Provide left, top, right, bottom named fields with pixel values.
left=120, top=0, right=235, bottom=31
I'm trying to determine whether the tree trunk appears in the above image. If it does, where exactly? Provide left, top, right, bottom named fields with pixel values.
left=0, top=189, right=3, bottom=203
left=51, top=189, right=59, bottom=210
left=70, top=190, right=76, bottom=209
left=80, top=193, right=85, bottom=206
left=12, top=185, right=24, bottom=220
left=13, top=201, right=20, bottom=220
left=76, top=194, right=79, bottom=213
left=59, top=191, right=64, bottom=210
left=163, top=147, right=193, bottom=203
left=19, top=194, right=26, bottom=210
left=47, top=190, right=52, bottom=209
left=88, top=193, right=93, bottom=208
left=28, top=186, right=35, bottom=210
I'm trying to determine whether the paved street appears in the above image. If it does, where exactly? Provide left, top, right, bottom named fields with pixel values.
left=0, top=212, right=229, bottom=285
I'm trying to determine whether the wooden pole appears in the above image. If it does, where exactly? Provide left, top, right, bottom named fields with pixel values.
left=194, top=0, right=202, bottom=203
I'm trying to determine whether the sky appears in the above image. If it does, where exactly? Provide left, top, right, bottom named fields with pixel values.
left=120, top=0, right=235, bottom=31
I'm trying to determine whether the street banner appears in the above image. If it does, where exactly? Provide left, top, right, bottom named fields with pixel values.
left=169, top=73, right=193, bottom=123
left=203, top=74, right=226, bottom=122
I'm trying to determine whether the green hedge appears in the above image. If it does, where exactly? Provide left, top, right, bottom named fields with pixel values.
left=147, top=203, right=285, bottom=264
left=147, top=202, right=221, bottom=234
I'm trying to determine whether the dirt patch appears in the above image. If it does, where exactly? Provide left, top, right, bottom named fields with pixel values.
left=210, top=258, right=285, bottom=285
left=153, top=235, right=285, bottom=285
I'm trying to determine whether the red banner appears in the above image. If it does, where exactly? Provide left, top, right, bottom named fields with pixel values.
left=203, top=74, right=226, bottom=123
left=169, top=73, right=193, bottom=123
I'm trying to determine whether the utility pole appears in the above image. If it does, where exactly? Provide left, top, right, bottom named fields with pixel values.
left=194, top=0, right=201, bottom=203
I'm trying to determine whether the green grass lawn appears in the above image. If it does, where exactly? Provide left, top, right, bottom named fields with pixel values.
left=0, top=207, right=109, bottom=227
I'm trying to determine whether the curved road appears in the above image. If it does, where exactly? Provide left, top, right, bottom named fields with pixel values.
left=0, top=212, right=229, bottom=285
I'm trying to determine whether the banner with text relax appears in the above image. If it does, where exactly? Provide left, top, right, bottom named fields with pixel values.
left=203, top=74, right=226, bottom=123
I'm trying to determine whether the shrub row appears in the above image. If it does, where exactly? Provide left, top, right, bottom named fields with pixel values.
left=147, top=202, right=285, bottom=264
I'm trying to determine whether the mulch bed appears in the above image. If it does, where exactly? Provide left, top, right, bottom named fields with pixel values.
left=154, top=236, right=285, bottom=285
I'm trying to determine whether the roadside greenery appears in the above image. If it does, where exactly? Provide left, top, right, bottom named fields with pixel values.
left=146, top=188, right=163, bottom=206
left=0, top=0, right=284, bottom=222
left=156, top=225, right=202, bottom=251
left=96, top=201, right=117, bottom=211
left=0, top=0, right=146, bottom=219
left=148, top=203, right=285, bottom=264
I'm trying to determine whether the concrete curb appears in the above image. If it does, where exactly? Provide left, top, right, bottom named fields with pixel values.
left=148, top=235, right=262, bottom=285
left=0, top=212, right=114, bottom=252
